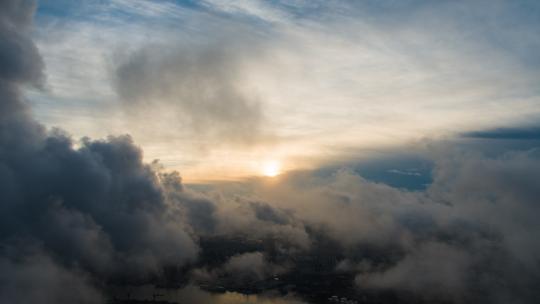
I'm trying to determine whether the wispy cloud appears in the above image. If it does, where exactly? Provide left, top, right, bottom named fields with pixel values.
left=28, top=0, right=540, bottom=180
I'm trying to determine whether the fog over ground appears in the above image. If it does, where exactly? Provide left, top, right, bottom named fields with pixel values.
left=1, top=1, right=540, bottom=304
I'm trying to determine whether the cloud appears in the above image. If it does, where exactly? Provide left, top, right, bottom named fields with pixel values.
left=200, top=0, right=292, bottom=24
left=464, top=127, right=540, bottom=140
left=29, top=0, right=540, bottom=178
left=161, top=171, right=218, bottom=235
left=0, top=249, right=104, bottom=304
left=355, top=242, right=471, bottom=301
left=113, top=32, right=267, bottom=146
left=0, top=0, right=43, bottom=121
left=0, top=0, right=42, bottom=83
left=0, top=1, right=197, bottom=300
left=0, top=132, right=200, bottom=279
left=250, top=201, right=291, bottom=225
left=201, top=144, right=540, bottom=302
left=2, top=1, right=540, bottom=303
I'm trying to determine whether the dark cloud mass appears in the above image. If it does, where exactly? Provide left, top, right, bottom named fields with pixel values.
left=1, top=1, right=540, bottom=304
left=464, top=127, right=540, bottom=140
left=0, top=1, right=197, bottom=302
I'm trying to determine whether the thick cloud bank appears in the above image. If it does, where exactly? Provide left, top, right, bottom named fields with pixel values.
left=1, top=1, right=540, bottom=304
left=0, top=1, right=197, bottom=302
left=192, top=148, right=540, bottom=303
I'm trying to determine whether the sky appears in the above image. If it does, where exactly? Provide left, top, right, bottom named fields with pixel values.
left=28, top=0, right=540, bottom=181
left=2, top=1, right=540, bottom=304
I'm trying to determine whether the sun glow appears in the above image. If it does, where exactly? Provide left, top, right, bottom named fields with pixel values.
left=261, top=160, right=281, bottom=177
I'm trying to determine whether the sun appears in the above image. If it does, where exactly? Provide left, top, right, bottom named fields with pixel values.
left=261, top=160, right=281, bottom=177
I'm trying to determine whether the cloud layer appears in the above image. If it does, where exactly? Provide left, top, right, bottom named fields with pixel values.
left=1, top=1, right=540, bottom=304
left=0, top=1, right=196, bottom=301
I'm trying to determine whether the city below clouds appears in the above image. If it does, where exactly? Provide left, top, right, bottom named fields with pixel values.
left=1, top=1, right=540, bottom=304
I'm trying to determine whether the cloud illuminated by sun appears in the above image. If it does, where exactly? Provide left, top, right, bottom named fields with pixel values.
left=261, top=160, right=281, bottom=177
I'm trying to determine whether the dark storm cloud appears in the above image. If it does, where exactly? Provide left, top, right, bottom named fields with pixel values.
left=0, top=1, right=199, bottom=302
left=1, top=133, right=199, bottom=275
left=114, top=38, right=265, bottom=145
left=0, top=0, right=43, bottom=121
left=0, top=0, right=45, bottom=169
left=0, top=132, right=200, bottom=276
left=0, top=17, right=43, bottom=87
left=464, top=126, right=540, bottom=140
